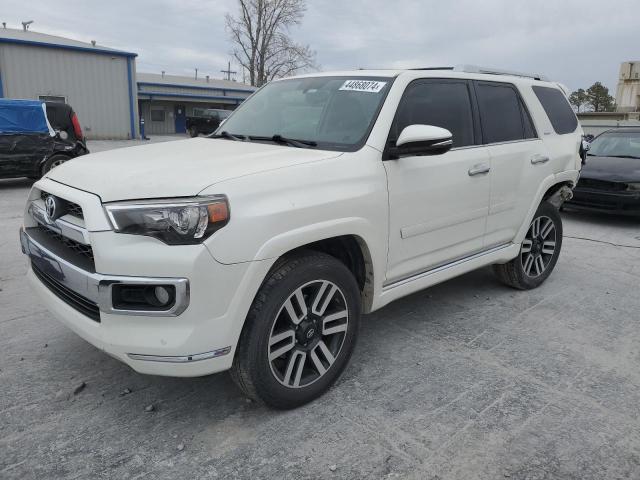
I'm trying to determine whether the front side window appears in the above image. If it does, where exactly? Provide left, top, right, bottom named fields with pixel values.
left=532, top=86, right=578, bottom=135
left=476, top=82, right=529, bottom=144
left=390, top=80, right=475, bottom=148
left=215, top=76, right=392, bottom=151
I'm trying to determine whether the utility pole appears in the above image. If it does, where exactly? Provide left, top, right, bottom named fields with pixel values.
left=221, top=61, right=237, bottom=81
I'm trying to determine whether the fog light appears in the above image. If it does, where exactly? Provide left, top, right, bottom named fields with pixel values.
left=153, top=286, right=171, bottom=306
left=112, top=284, right=176, bottom=311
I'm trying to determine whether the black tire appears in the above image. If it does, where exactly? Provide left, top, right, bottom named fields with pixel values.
left=41, top=154, right=71, bottom=176
left=231, top=251, right=361, bottom=409
left=188, top=127, right=199, bottom=138
left=493, top=201, right=563, bottom=290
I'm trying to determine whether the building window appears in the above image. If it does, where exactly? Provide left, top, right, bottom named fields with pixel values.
left=39, top=95, right=66, bottom=103
left=150, top=109, right=165, bottom=122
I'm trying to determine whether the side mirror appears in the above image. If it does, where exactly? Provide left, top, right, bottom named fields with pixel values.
left=387, top=125, right=453, bottom=159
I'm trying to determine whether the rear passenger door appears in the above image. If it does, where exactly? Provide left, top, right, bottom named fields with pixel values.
left=475, top=81, right=553, bottom=247
left=384, top=79, right=492, bottom=283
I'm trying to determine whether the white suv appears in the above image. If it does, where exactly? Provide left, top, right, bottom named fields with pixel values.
left=20, top=66, right=582, bottom=408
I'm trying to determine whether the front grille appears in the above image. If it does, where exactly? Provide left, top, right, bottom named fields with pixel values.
left=40, top=191, right=84, bottom=219
left=32, top=262, right=101, bottom=322
left=37, top=225, right=94, bottom=260
left=578, top=178, right=628, bottom=192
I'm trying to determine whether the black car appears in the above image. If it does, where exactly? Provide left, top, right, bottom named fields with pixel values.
left=566, top=128, right=640, bottom=215
left=186, top=108, right=231, bottom=137
left=0, top=99, right=89, bottom=180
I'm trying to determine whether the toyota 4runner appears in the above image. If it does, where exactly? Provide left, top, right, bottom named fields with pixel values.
left=20, top=66, right=582, bottom=409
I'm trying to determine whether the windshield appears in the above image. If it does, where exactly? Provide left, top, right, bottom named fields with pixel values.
left=588, top=131, right=640, bottom=159
left=214, top=76, right=393, bottom=151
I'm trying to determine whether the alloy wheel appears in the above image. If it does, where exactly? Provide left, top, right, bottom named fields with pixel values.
left=521, top=215, right=557, bottom=277
left=268, top=280, right=349, bottom=388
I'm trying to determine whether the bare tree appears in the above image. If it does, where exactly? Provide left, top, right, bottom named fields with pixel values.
left=226, top=0, right=317, bottom=87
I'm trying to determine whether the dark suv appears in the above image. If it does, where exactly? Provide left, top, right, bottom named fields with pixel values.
left=0, top=99, right=89, bottom=180
left=186, top=108, right=231, bottom=137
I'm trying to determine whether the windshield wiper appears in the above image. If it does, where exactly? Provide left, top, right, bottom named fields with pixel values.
left=249, top=134, right=318, bottom=148
left=211, top=131, right=246, bottom=141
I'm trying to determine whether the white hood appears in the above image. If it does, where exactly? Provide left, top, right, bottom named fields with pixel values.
left=47, top=138, right=342, bottom=202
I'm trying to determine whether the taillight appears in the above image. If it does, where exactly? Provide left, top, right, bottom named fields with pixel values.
left=71, top=112, right=83, bottom=139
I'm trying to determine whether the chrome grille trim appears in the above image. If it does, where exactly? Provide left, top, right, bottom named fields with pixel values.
left=29, top=201, right=90, bottom=245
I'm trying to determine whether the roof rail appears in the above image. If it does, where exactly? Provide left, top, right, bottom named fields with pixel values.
left=453, top=65, right=549, bottom=81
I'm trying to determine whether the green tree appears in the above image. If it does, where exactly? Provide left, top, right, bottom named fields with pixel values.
left=569, top=88, right=588, bottom=112
left=586, top=82, right=615, bottom=112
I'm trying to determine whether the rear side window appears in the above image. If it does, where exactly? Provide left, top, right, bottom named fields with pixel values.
left=391, top=80, right=475, bottom=147
left=532, top=86, right=578, bottom=134
left=476, top=82, right=530, bottom=143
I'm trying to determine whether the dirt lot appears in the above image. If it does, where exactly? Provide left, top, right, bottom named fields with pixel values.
left=1, top=139, right=640, bottom=479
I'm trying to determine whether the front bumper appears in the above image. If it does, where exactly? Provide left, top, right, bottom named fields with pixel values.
left=566, top=187, right=640, bottom=215
left=20, top=223, right=271, bottom=377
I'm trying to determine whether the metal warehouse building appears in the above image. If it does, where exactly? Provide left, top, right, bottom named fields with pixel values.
left=0, top=27, right=256, bottom=139
left=0, top=28, right=138, bottom=139
left=137, top=73, right=254, bottom=135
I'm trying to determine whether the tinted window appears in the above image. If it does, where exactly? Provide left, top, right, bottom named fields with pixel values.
left=391, top=81, right=475, bottom=148
left=476, top=83, right=526, bottom=143
left=532, top=86, right=577, bottom=135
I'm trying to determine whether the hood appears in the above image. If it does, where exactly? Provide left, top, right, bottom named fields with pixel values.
left=46, top=138, right=342, bottom=202
left=582, top=155, right=640, bottom=183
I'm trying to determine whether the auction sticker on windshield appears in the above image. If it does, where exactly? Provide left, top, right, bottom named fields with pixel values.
left=339, top=80, right=387, bottom=93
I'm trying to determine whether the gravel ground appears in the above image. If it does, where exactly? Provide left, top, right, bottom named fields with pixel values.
left=1, top=141, right=640, bottom=479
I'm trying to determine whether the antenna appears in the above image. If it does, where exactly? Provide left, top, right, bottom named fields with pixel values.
left=21, top=20, right=34, bottom=31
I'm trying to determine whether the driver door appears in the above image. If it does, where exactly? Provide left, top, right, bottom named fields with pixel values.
left=383, top=79, right=491, bottom=283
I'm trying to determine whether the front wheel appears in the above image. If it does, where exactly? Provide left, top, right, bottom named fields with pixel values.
left=493, top=201, right=563, bottom=290
left=231, top=251, right=361, bottom=409
left=188, top=127, right=199, bottom=137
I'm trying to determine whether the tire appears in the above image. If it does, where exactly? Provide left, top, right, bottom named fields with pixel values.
left=231, top=251, right=361, bottom=409
left=188, top=127, right=199, bottom=138
left=41, top=154, right=71, bottom=176
left=493, top=201, right=563, bottom=290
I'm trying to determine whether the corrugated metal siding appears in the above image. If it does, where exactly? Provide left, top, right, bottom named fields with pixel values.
left=0, top=43, right=132, bottom=139
left=138, top=83, right=252, bottom=100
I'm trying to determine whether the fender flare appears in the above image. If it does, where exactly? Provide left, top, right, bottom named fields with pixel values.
left=513, top=170, right=579, bottom=244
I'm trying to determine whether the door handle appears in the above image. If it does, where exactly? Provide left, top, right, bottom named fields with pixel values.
left=468, top=164, right=490, bottom=176
left=531, top=155, right=550, bottom=165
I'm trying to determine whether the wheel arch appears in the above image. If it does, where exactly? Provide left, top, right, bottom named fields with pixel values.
left=263, top=234, right=376, bottom=314
left=514, top=170, right=578, bottom=244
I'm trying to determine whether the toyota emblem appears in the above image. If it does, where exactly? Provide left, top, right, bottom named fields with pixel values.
left=44, top=195, right=63, bottom=222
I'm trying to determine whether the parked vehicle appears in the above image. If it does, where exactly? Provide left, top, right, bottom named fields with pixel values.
left=0, top=99, right=88, bottom=179
left=186, top=108, right=231, bottom=137
left=20, top=66, right=582, bottom=409
left=566, top=127, right=640, bottom=215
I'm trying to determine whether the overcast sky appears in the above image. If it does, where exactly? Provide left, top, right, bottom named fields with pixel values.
left=2, top=0, right=638, bottom=92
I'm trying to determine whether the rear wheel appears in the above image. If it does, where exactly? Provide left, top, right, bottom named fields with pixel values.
left=493, top=201, right=563, bottom=290
left=231, top=251, right=360, bottom=409
left=41, top=154, right=71, bottom=176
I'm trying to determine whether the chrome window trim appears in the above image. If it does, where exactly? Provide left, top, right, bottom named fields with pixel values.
left=20, top=227, right=190, bottom=317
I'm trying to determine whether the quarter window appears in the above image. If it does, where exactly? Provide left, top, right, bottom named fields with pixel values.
left=532, top=86, right=578, bottom=135
left=476, top=83, right=529, bottom=143
left=391, top=80, right=475, bottom=148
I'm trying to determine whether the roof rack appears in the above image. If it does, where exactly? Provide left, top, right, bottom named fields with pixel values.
left=453, top=65, right=549, bottom=81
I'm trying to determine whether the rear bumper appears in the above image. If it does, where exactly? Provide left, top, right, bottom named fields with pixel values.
left=565, top=187, right=640, bottom=215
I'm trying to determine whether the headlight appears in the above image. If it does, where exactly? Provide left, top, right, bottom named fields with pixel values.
left=104, top=196, right=229, bottom=245
left=628, top=183, right=640, bottom=191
